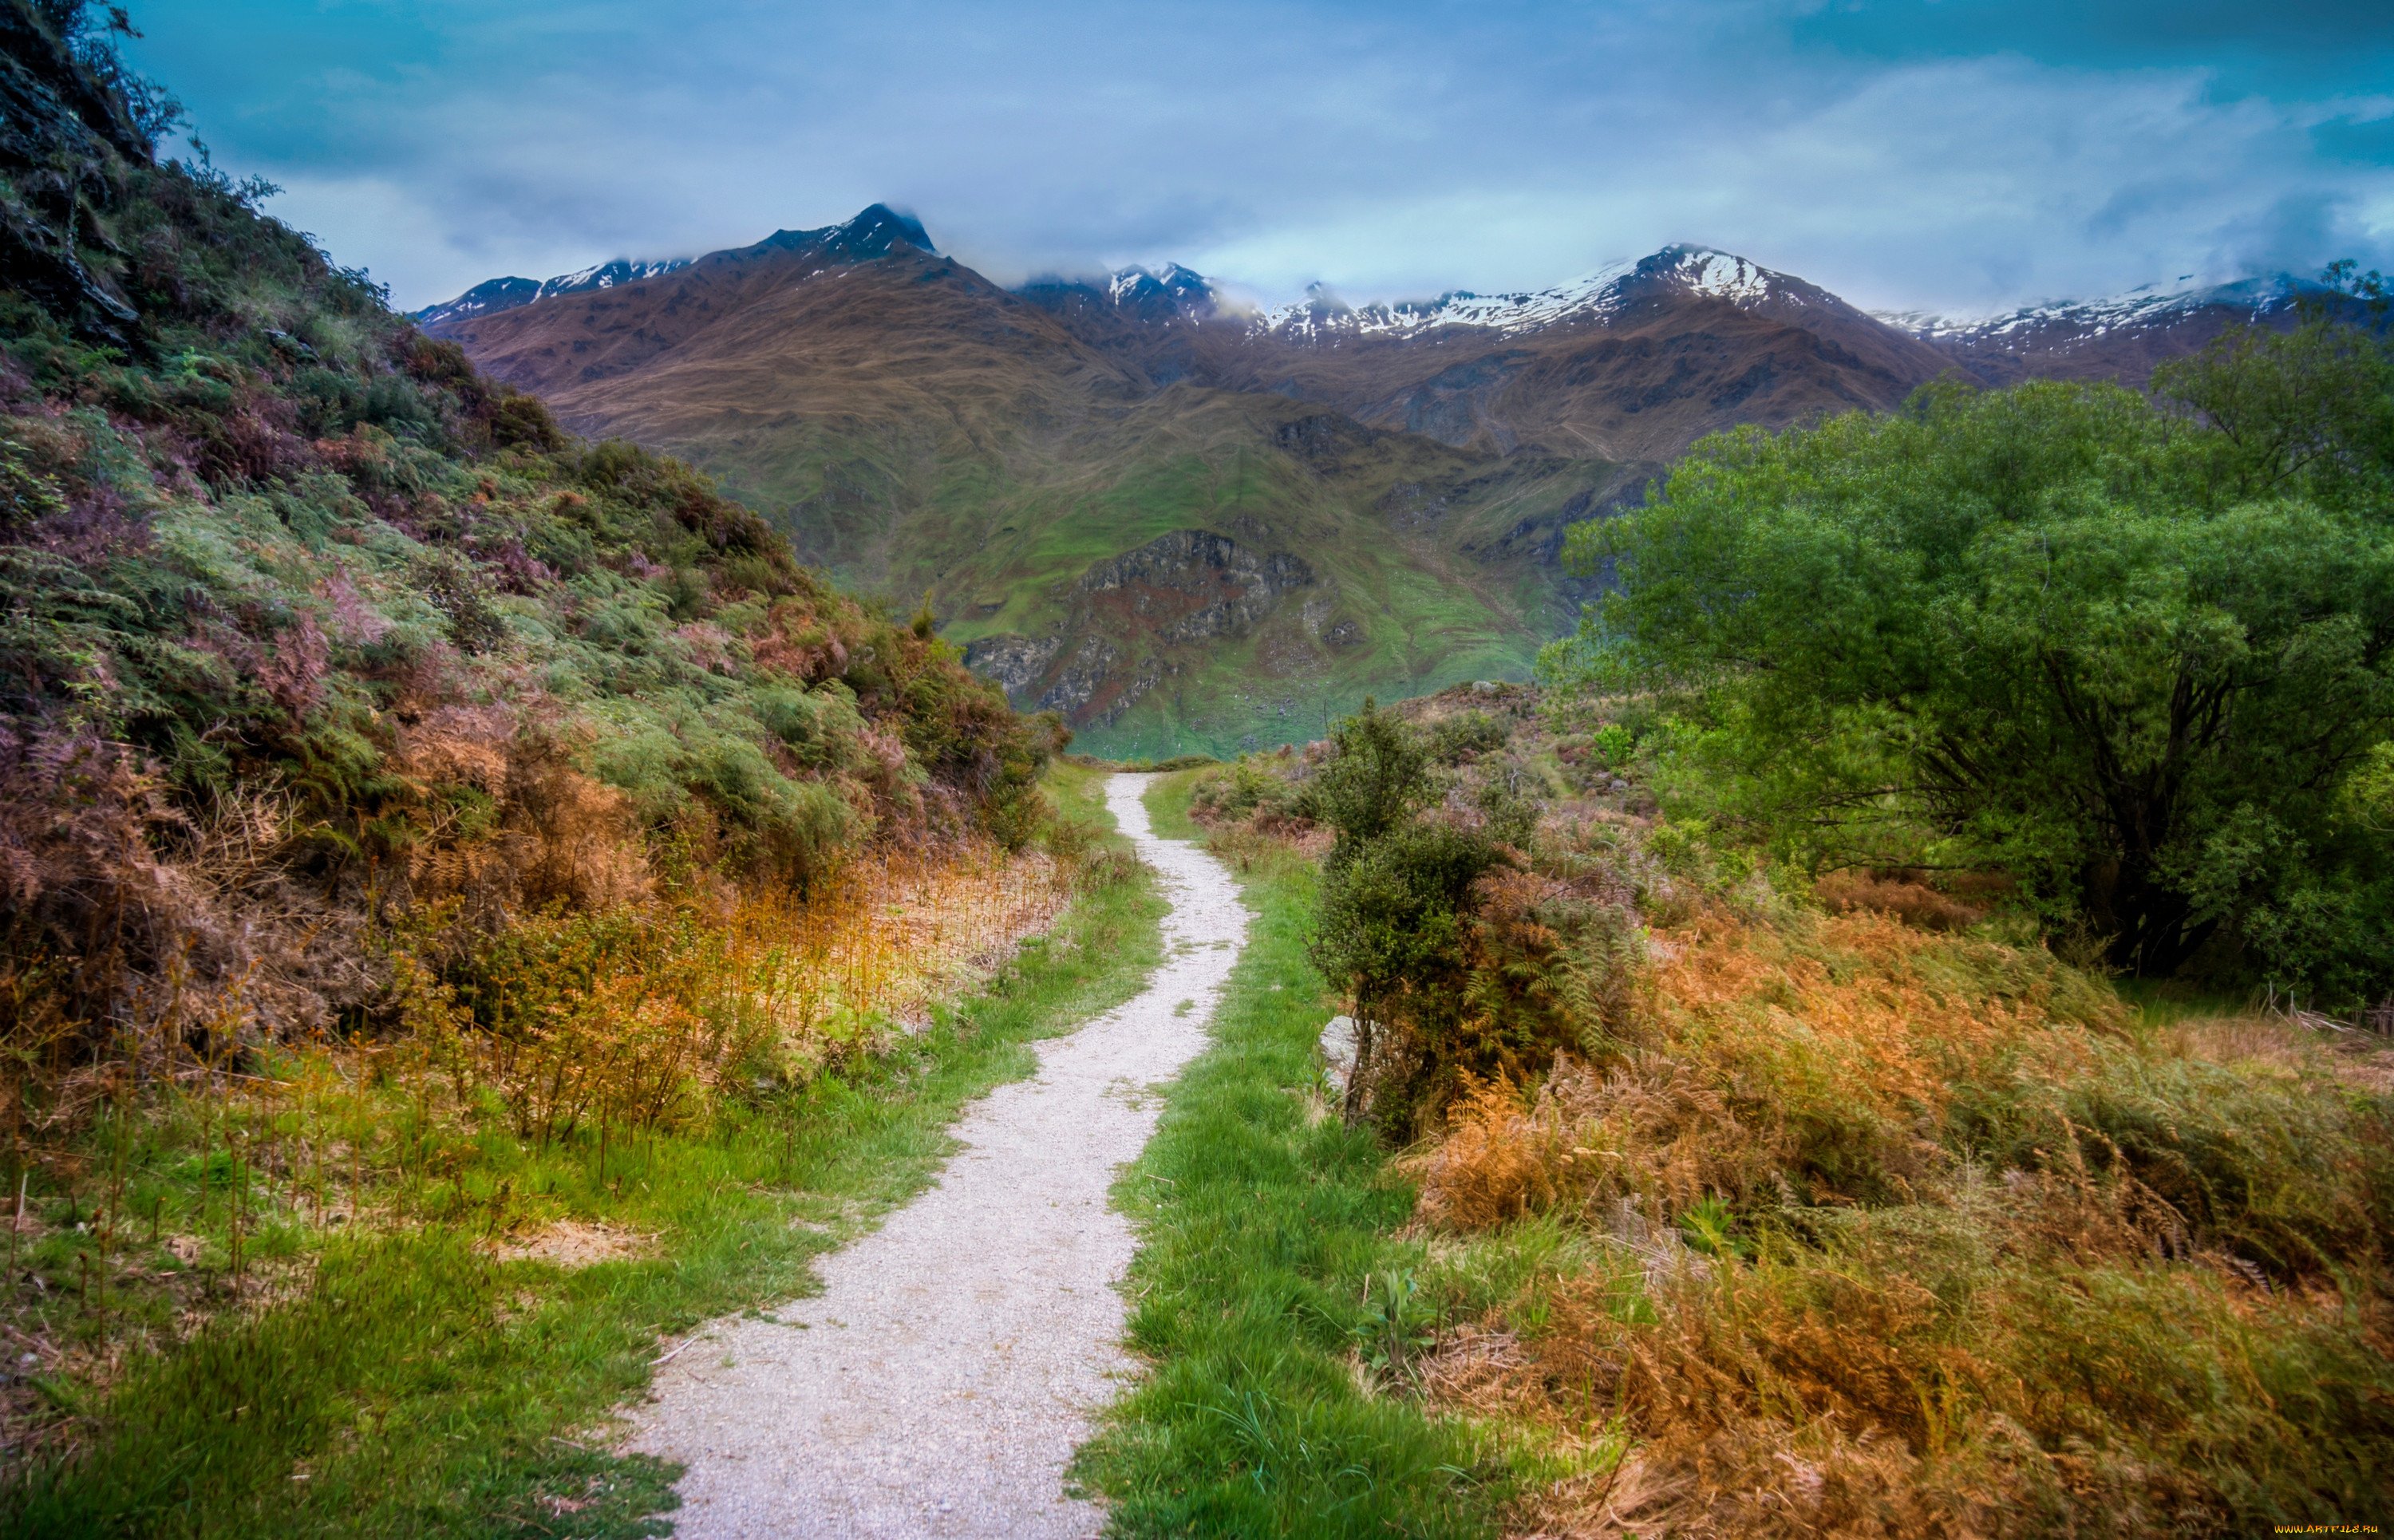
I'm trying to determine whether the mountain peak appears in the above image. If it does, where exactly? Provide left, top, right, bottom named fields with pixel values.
left=753, top=204, right=938, bottom=265
left=1635, top=245, right=1781, bottom=303
left=1237, top=246, right=1821, bottom=343
left=841, top=203, right=935, bottom=255
left=1038, top=263, right=1219, bottom=322
left=413, top=258, right=689, bottom=327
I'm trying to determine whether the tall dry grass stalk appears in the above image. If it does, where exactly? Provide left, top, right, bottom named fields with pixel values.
left=448, top=837, right=1077, bottom=1147
left=0, top=829, right=1082, bottom=1439
left=1405, top=907, right=2394, bottom=1538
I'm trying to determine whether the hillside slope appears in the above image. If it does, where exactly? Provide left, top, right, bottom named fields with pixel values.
left=426, top=224, right=2309, bottom=758
left=432, top=214, right=1630, bottom=756
left=0, top=7, right=1050, bottom=1056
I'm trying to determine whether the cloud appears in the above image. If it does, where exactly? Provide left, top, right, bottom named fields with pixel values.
left=126, top=0, right=2394, bottom=313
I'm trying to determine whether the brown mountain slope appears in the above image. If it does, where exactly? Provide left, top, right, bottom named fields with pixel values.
left=429, top=210, right=1626, bottom=756
left=1023, top=248, right=1961, bottom=463
left=425, top=222, right=2298, bottom=755
left=441, top=207, right=1140, bottom=462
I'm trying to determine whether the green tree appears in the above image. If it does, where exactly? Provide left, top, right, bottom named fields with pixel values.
left=1555, top=312, right=2394, bottom=998
left=1304, top=696, right=1428, bottom=847
left=1303, top=701, right=1499, bottom=1126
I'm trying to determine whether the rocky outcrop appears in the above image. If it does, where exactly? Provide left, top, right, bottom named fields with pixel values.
left=1032, top=635, right=1121, bottom=717
left=965, top=528, right=1314, bottom=729
left=960, top=632, right=1061, bottom=696
left=0, top=2, right=155, bottom=344
left=1077, top=528, right=1314, bottom=644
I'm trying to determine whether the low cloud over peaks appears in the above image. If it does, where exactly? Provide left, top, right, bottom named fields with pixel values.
left=132, top=0, right=2394, bottom=314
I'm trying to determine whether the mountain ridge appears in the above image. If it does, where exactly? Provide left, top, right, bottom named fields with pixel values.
left=425, top=224, right=2313, bottom=360
left=422, top=209, right=2310, bottom=755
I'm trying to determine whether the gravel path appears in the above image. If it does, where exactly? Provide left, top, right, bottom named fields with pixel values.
left=628, top=774, right=1245, bottom=1538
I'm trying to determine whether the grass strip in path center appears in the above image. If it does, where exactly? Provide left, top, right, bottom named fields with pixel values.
left=1069, top=773, right=1522, bottom=1538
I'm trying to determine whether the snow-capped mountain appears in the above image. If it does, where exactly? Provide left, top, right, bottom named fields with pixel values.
left=1038, top=245, right=1832, bottom=342
left=1875, top=272, right=2318, bottom=384
left=424, top=203, right=2317, bottom=472
left=413, top=259, right=691, bottom=329
left=1881, top=273, right=2310, bottom=344
left=1253, top=263, right=1611, bottom=338
left=1231, top=246, right=1860, bottom=342
left=1102, top=263, right=1219, bottom=320
left=412, top=206, right=937, bottom=330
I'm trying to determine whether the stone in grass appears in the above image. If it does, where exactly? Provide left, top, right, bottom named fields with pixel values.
left=1320, top=1014, right=1357, bottom=1092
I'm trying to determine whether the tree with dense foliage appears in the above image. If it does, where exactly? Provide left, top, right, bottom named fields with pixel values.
left=1555, top=294, right=2394, bottom=1003
left=1303, top=702, right=1499, bottom=1123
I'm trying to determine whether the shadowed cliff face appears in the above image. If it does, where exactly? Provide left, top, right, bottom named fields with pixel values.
left=1081, top=529, right=1313, bottom=645
left=0, top=3, right=156, bottom=343
left=966, top=528, right=1318, bottom=729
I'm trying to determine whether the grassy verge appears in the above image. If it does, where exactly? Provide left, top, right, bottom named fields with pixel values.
left=1071, top=772, right=1535, bottom=1538
left=3, top=767, right=1163, bottom=1539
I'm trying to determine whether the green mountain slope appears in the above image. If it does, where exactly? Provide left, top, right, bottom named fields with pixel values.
left=430, top=220, right=1630, bottom=757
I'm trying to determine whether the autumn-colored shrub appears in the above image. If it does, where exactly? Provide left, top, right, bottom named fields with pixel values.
left=1815, top=868, right=1987, bottom=931
left=1510, top=1203, right=2394, bottom=1538
left=1404, top=1076, right=1562, bottom=1231
left=1404, top=906, right=2394, bottom=1535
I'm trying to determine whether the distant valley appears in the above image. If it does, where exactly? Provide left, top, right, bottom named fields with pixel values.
left=422, top=208, right=2306, bottom=756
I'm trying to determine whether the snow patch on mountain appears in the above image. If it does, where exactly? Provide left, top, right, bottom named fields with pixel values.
left=1880, top=274, right=2306, bottom=342
left=1089, top=263, right=1220, bottom=320
left=414, top=258, right=691, bottom=327
left=1667, top=249, right=1776, bottom=304
left=547, top=259, right=687, bottom=295
left=416, top=206, right=934, bottom=330
left=1236, top=245, right=1811, bottom=342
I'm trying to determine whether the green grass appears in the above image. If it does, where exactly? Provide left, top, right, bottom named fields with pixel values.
left=2, top=773, right=1163, bottom=1539
left=1069, top=775, right=1525, bottom=1538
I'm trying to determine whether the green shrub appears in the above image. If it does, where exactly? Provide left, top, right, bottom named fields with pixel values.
left=1189, top=752, right=1306, bottom=827
left=1305, top=702, right=1505, bottom=1131
left=1429, top=709, right=1508, bottom=764
left=1557, top=307, right=2394, bottom=1005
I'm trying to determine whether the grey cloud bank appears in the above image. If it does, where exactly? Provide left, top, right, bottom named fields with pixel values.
left=128, top=0, right=2394, bottom=314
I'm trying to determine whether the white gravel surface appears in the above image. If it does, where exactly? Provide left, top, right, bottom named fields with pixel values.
left=628, top=773, right=1246, bottom=1538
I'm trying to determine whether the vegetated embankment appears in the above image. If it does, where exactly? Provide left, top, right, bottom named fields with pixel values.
left=1107, top=686, right=2393, bottom=1538
left=0, top=7, right=1133, bottom=1532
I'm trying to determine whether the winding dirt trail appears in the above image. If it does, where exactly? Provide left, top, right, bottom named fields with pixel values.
left=629, top=774, right=1246, bottom=1538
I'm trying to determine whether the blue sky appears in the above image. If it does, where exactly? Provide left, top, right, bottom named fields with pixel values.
left=128, top=1, right=2394, bottom=315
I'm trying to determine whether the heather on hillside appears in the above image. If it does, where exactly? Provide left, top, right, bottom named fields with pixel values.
left=1, top=0, right=1055, bottom=1085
